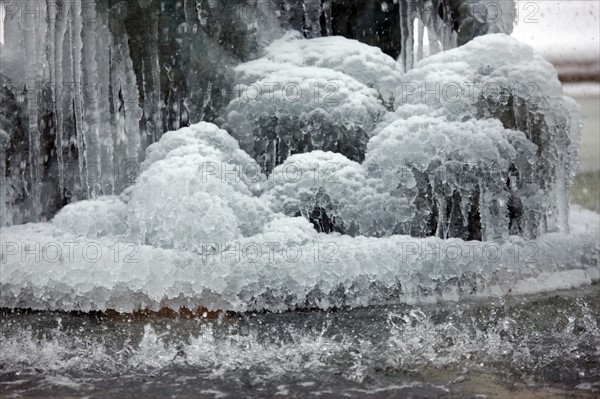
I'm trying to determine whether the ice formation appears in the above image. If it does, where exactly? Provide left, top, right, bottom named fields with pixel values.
left=262, top=151, right=415, bottom=237
left=0, top=1, right=596, bottom=315
left=225, top=65, right=385, bottom=173
left=390, top=34, right=582, bottom=237
left=1, top=205, right=598, bottom=312
left=0, top=0, right=516, bottom=226
left=365, top=117, right=538, bottom=240
left=263, top=151, right=367, bottom=234
left=234, top=31, right=404, bottom=103
left=127, top=123, right=273, bottom=252
left=397, top=0, right=515, bottom=70
left=0, top=0, right=284, bottom=225
left=230, top=33, right=580, bottom=240
left=52, top=196, right=129, bottom=239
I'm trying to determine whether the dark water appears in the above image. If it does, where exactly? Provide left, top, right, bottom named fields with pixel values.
left=1, top=284, right=599, bottom=398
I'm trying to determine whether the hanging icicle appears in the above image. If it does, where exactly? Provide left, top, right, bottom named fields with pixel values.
left=23, top=0, right=44, bottom=221
left=302, top=0, right=322, bottom=38
left=398, top=0, right=415, bottom=71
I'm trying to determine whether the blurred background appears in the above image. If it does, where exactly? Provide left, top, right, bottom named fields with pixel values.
left=512, top=0, right=599, bottom=212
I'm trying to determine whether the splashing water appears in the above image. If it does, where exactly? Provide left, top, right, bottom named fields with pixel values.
left=2, top=286, right=599, bottom=397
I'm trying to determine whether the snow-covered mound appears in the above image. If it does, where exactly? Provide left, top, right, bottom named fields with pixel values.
left=225, top=33, right=396, bottom=173
left=262, top=151, right=366, bottom=234
left=226, top=33, right=581, bottom=240
left=260, top=117, right=538, bottom=240
left=140, top=122, right=263, bottom=187
left=261, top=151, right=414, bottom=238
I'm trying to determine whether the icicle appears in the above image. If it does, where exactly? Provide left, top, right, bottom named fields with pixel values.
left=0, top=2, right=5, bottom=45
left=183, top=0, right=205, bottom=125
left=108, top=6, right=142, bottom=179
left=68, top=1, right=88, bottom=198
left=147, top=7, right=161, bottom=145
left=416, top=19, right=424, bottom=63
left=407, top=0, right=460, bottom=66
left=398, top=0, right=415, bottom=71
left=302, top=0, right=322, bottom=38
left=23, top=0, right=42, bottom=221
left=322, top=0, right=332, bottom=36
left=79, top=1, right=102, bottom=198
left=0, top=129, right=8, bottom=226
left=94, top=0, right=115, bottom=195
left=48, top=0, right=64, bottom=197
left=439, top=0, right=457, bottom=51
left=198, top=80, right=213, bottom=122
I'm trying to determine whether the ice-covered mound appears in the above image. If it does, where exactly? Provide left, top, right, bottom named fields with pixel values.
left=390, top=34, right=582, bottom=237
left=263, top=151, right=366, bottom=234
left=262, top=151, right=415, bottom=237
left=366, top=116, right=538, bottom=240
left=225, top=65, right=385, bottom=172
left=52, top=196, right=128, bottom=239
left=1, top=206, right=598, bottom=313
left=125, top=122, right=273, bottom=252
left=235, top=31, right=404, bottom=103
left=262, top=117, right=539, bottom=240
left=140, top=122, right=264, bottom=189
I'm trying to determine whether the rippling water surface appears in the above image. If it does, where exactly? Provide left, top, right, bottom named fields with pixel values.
left=2, top=284, right=599, bottom=398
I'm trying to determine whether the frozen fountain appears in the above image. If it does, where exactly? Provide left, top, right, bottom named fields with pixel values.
left=0, top=1, right=597, bottom=315
left=1, top=1, right=599, bottom=397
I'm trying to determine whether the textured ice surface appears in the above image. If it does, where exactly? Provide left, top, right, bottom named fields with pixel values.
left=0, top=0, right=288, bottom=226
left=1, top=206, right=598, bottom=313
left=0, top=25, right=595, bottom=314
left=126, top=123, right=272, bottom=252
left=226, top=39, right=387, bottom=172
left=1, top=117, right=598, bottom=312
left=225, top=33, right=580, bottom=240
left=366, top=116, right=538, bottom=240
left=140, top=122, right=262, bottom=184
left=262, top=150, right=417, bottom=237
left=263, top=151, right=367, bottom=234
left=262, top=117, right=538, bottom=240
left=52, top=196, right=128, bottom=239
left=235, top=31, right=404, bottom=102
left=389, top=34, right=582, bottom=238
